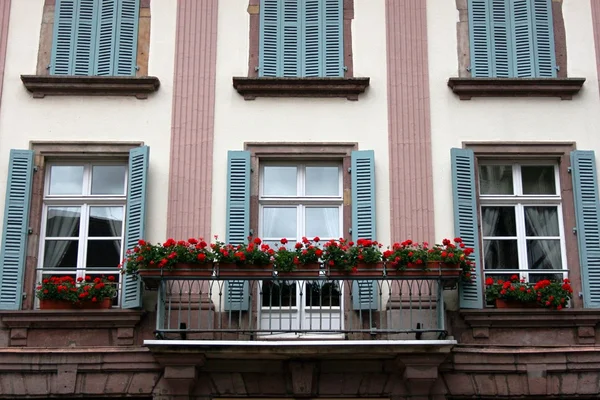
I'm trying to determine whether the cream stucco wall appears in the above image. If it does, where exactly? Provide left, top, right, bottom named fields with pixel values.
left=211, top=0, right=390, bottom=244
left=0, top=0, right=177, bottom=244
left=427, top=0, right=600, bottom=240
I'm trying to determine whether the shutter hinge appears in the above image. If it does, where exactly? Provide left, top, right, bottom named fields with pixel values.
left=33, top=165, right=39, bottom=172
left=46, top=64, right=51, bottom=70
left=249, top=229, right=254, bottom=236
left=466, top=66, right=472, bottom=72
left=348, top=228, right=352, bottom=234
left=22, top=292, right=26, bottom=299
left=555, top=65, right=560, bottom=71
left=572, top=227, right=577, bottom=234
left=135, top=65, right=140, bottom=71
left=347, top=167, right=351, bottom=173
left=343, top=66, right=348, bottom=71
left=567, top=167, right=572, bottom=174
left=255, top=66, right=260, bottom=71
left=28, top=227, right=33, bottom=234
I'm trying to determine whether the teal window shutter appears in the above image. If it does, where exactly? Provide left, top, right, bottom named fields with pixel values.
left=121, top=145, right=149, bottom=309
left=114, top=0, right=140, bottom=76
left=510, top=0, right=535, bottom=77
left=51, top=0, right=78, bottom=75
left=323, top=0, right=343, bottom=77
left=303, top=0, right=320, bottom=77
left=351, top=150, right=378, bottom=310
left=468, top=0, right=492, bottom=77
left=94, top=0, right=118, bottom=76
left=72, top=0, right=98, bottom=76
left=283, top=0, right=301, bottom=77
left=491, top=0, right=512, bottom=77
left=224, top=151, right=251, bottom=311
left=531, top=0, right=557, bottom=77
left=571, top=150, right=600, bottom=308
left=0, top=150, right=34, bottom=310
left=259, top=0, right=280, bottom=77
left=451, top=148, right=483, bottom=309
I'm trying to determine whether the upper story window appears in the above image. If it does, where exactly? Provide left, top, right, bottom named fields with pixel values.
left=259, top=0, right=343, bottom=77
left=468, top=0, right=557, bottom=78
left=50, top=0, right=140, bottom=76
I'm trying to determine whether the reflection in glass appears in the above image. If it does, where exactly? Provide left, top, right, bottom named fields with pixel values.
left=527, top=239, right=562, bottom=270
left=46, top=207, right=80, bottom=237
left=482, top=207, right=516, bottom=236
left=91, top=165, right=127, bottom=195
left=483, top=240, right=519, bottom=269
left=479, top=165, right=513, bottom=195
left=262, top=280, right=296, bottom=307
left=525, top=207, right=559, bottom=237
left=263, top=166, right=297, bottom=196
left=86, top=240, right=121, bottom=268
left=43, top=240, right=79, bottom=268
left=528, top=273, right=564, bottom=283
left=522, top=166, right=556, bottom=195
left=306, top=208, right=339, bottom=238
left=263, top=207, right=297, bottom=238
left=306, top=166, right=340, bottom=196
left=88, top=207, right=124, bottom=237
left=49, top=166, right=84, bottom=195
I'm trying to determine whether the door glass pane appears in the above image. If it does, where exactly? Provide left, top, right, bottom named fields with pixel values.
left=89, top=207, right=124, bottom=237
left=86, top=240, right=122, bottom=269
left=305, top=281, right=341, bottom=307
left=46, top=207, right=81, bottom=237
left=522, top=166, right=556, bottom=195
left=91, top=165, right=127, bottom=195
left=483, top=240, right=519, bottom=269
left=262, top=280, right=296, bottom=307
left=525, top=206, right=559, bottom=236
left=482, top=207, right=516, bottom=236
left=527, top=239, right=562, bottom=270
left=43, top=240, right=79, bottom=268
left=48, top=166, right=84, bottom=195
left=306, top=207, right=339, bottom=238
left=479, top=165, right=513, bottom=195
left=262, top=207, right=297, bottom=238
left=263, top=166, right=297, bottom=196
left=306, top=166, right=340, bottom=196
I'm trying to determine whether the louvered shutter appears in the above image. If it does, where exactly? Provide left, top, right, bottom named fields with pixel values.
left=223, top=151, right=251, bottom=311
left=0, top=150, right=34, bottom=310
left=51, top=0, right=77, bottom=75
left=451, top=148, right=483, bottom=309
left=282, top=0, right=300, bottom=77
left=531, top=0, right=556, bottom=77
left=468, top=0, right=492, bottom=77
left=72, top=0, right=98, bottom=76
left=510, top=0, right=534, bottom=77
left=259, top=0, right=280, bottom=77
left=121, top=146, right=149, bottom=309
left=351, top=150, right=378, bottom=310
left=114, top=0, right=140, bottom=76
left=490, top=0, right=512, bottom=77
left=571, top=151, right=600, bottom=308
left=323, top=0, right=343, bottom=77
left=94, top=0, right=117, bottom=75
left=303, top=0, right=321, bottom=77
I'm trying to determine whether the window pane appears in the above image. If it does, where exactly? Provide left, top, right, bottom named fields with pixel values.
left=527, top=239, right=562, bottom=270
left=306, top=208, right=339, bottom=238
left=528, top=273, right=564, bottom=283
left=263, top=166, right=297, bottom=196
left=43, top=240, right=79, bottom=268
left=86, top=240, right=122, bottom=269
left=46, top=207, right=80, bottom=237
left=49, top=166, right=84, bottom=195
left=305, top=281, right=341, bottom=307
left=262, top=280, right=296, bottom=307
left=262, top=207, right=297, bottom=238
left=482, top=207, right=516, bottom=236
left=89, top=207, right=124, bottom=237
left=525, top=207, right=559, bottom=236
left=522, top=166, right=556, bottom=195
left=483, top=240, right=519, bottom=269
left=305, top=166, right=340, bottom=196
left=91, top=165, right=127, bottom=195
left=479, top=165, right=513, bottom=195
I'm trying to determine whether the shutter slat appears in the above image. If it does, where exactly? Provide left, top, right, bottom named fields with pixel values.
left=323, top=0, right=343, bottom=77
left=351, top=150, right=378, bottom=310
left=121, top=146, right=149, bottom=309
left=51, top=0, right=77, bottom=75
left=94, top=0, right=117, bottom=75
left=451, top=148, right=483, bottom=309
left=510, top=0, right=534, bottom=77
left=468, top=0, right=492, bottom=77
left=571, top=150, right=600, bottom=308
left=531, top=0, right=556, bottom=77
left=114, top=0, right=140, bottom=76
left=73, top=0, right=97, bottom=76
left=0, top=150, right=34, bottom=310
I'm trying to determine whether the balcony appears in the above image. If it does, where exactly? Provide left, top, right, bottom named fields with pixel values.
left=149, top=273, right=455, bottom=341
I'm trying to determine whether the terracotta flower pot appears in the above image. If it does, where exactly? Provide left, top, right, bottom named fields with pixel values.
left=217, top=263, right=273, bottom=278
left=139, top=262, right=215, bottom=288
left=277, top=263, right=322, bottom=278
left=386, top=261, right=460, bottom=277
left=495, top=299, right=540, bottom=309
left=40, top=298, right=112, bottom=310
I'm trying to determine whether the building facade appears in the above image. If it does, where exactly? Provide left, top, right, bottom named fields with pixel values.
left=0, top=0, right=600, bottom=399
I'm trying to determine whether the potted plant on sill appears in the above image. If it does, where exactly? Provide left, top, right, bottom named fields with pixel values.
left=36, top=275, right=117, bottom=310
left=213, top=236, right=274, bottom=277
left=273, top=237, right=322, bottom=277
left=346, top=238, right=384, bottom=276
left=485, top=275, right=573, bottom=309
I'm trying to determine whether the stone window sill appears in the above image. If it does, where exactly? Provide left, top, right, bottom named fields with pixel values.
left=232, top=77, right=370, bottom=101
left=447, top=77, right=585, bottom=100
left=0, top=309, right=144, bottom=329
left=21, top=75, right=160, bottom=99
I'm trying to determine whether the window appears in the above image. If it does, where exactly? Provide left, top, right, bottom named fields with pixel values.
left=468, top=0, right=557, bottom=78
left=259, top=0, right=343, bottom=77
left=259, top=163, right=343, bottom=332
left=479, top=161, right=567, bottom=283
left=38, top=162, right=126, bottom=304
left=50, top=0, right=140, bottom=76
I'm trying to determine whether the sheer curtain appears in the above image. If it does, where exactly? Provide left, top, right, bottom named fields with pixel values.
left=525, top=207, right=561, bottom=270
left=45, top=207, right=80, bottom=268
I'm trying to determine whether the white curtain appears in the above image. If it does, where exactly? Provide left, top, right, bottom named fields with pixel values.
left=525, top=207, right=561, bottom=270
left=45, top=207, right=80, bottom=268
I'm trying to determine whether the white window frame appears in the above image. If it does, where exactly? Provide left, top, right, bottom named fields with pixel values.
left=37, top=161, right=127, bottom=306
left=258, top=161, right=344, bottom=336
left=479, top=160, right=568, bottom=282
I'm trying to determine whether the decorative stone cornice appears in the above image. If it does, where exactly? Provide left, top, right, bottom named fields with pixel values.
left=447, top=77, right=585, bottom=100
left=232, top=77, right=370, bottom=100
left=21, top=75, right=160, bottom=98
